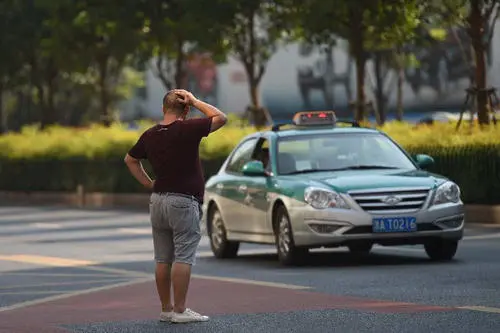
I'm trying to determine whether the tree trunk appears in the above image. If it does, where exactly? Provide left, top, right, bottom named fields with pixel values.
left=249, top=78, right=260, bottom=108
left=98, top=55, right=111, bottom=127
left=155, top=55, right=172, bottom=90
left=174, top=37, right=185, bottom=89
left=468, top=0, right=490, bottom=125
left=0, top=81, right=4, bottom=134
left=30, top=57, right=48, bottom=129
left=350, top=9, right=366, bottom=123
left=243, top=10, right=268, bottom=128
left=373, top=52, right=385, bottom=125
left=396, top=63, right=404, bottom=122
left=44, top=58, right=58, bottom=127
left=354, top=51, right=366, bottom=123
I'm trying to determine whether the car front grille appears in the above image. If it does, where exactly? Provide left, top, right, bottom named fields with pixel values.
left=348, top=187, right=431, bottom=214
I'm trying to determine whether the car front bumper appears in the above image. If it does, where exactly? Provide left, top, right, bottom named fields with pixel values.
left=289, top=202, right=465, bottom=247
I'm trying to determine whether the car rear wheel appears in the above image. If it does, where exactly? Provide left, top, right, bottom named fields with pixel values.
left=208, top=207, right=239, bottom=259
left=424, top=239, right=458, bottom=261
left=348, top=242, right=373, bottom=255
left=275, top=205, right=308, bottom=266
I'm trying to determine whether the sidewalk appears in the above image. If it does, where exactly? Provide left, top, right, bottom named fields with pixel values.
left=1, top=191, right=500, bottom=224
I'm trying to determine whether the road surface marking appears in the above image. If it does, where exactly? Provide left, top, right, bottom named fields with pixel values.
left=463, top=233, right=500, bottom=240
left=0, top=278, right=129, bottom=290
left=0, top=255, right=96, bottom=267
left=197, top=248, right=276, bottom=258
left=191, top=274, right=310, bottom=290
left=0, top=254, right=149, bottom=277
left=31, top=223, right=62, bottom=229
left=117, top=227, right=151, bottom=235
left=0, top=271, right=310, bottom=313
left=57, top=265, right=149, bottom=277
left=0, top=291, right=68, bottom=295
left=0, top=277, right=154, bottom=313
left=0, top=272, right=126, bottom=278
left=458, top=305, right=500, bottom=314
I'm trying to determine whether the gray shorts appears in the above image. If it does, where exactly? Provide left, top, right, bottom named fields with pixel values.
left=149, top=192, right=203, bottom=265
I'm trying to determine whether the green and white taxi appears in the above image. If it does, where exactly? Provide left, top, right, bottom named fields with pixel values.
left=202, top=111, right=464, bottom=265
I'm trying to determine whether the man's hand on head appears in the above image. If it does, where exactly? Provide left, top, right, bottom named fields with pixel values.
left=174, top=89, right=198, bottom=106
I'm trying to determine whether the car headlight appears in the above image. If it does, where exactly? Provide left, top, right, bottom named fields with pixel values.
left=432, top=181, right=461, bottom=205
left=304, top=187, right=350, bottom=209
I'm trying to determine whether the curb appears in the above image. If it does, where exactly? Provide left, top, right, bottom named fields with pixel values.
left=1, top=191, right=499, bottom=224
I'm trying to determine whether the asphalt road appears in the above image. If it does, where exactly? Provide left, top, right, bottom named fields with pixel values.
left=1, top=205, right=500, bottom=333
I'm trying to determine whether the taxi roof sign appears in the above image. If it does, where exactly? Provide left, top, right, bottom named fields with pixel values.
left=292, top=111, right=337, bottom=126
left=271, top=110, right=360, bottom=131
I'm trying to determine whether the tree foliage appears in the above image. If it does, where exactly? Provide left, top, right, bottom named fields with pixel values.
left=0, top=0, right=497, bottom=131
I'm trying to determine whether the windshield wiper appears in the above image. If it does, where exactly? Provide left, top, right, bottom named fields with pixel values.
left=329, top=165, right=400, bottom=171
left=282, top=168, right=336, bottom=175
left=282, top=165, right=400, bottom=175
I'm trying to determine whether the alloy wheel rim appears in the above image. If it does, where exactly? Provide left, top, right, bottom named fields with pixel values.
left=211, top=213, right=224, bottom=249
left=278, top=215, right=291, bottom=255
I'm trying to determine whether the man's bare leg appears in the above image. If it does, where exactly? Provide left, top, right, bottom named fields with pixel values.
left=172, top=262, right=192, bottom=313
left=155, top=263, right=173, bottom=312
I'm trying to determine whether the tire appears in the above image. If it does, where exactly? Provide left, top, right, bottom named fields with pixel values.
left=274, top=205, right=309, bottom=266
left=348, top=242, right=373, bottom=255
left=424, top=239, right=458, bottom=261
left=208, top=207, right=239, bottom=259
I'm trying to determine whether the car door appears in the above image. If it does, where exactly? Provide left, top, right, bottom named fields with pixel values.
left=220, top=137, right=259, bottom=234
left=244, top=137, right=274, bottom=236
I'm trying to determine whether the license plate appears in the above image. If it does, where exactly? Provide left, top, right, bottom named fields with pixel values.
left=372, top=217, right=417, bottom=233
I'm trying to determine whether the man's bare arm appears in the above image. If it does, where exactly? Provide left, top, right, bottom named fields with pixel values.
left=192, top=99, right=227, bottom=133
left=124, top=154, right=154, bottom=190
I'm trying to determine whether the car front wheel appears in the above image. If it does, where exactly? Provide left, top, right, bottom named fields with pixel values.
left=208, top=207, right=239, bottom=259
left=275, top=205, right=308, bottom=266
left=424, top=239, right=458, bottom=261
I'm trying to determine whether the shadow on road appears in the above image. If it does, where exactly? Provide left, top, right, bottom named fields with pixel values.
left=199, top=251, right=463, bottom=269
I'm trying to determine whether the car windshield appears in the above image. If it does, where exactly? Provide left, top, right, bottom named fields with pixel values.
left=276, top=133, right=417, bottom=175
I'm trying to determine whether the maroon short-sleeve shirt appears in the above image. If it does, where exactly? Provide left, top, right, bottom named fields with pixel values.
left=128, top=117, right=212, bottom=203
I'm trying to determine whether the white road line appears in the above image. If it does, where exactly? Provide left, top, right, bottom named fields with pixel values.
left=463, top=233, right=500, bottom=240
left=196, top=248, right=276, bottom=258
left=0, top=272, right=126, bottom=278
left=73, top=265, right=150, bottom=277
left=191, top=274, right=310, bottom=290
left=457, top=305, right=500, bottom=314
left=0, top=277, right=154, bottom=313
left=117, top=228, right=151, bottom=235
left=31, top=223, right=62, bottom=229
left=0, top=291, right=69, bottom=296
left=0, top=278, right=130, bottom=290
left=0, top=270, right=309, bottom=313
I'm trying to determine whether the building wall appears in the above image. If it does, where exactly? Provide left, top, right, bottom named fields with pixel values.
left=121, top=26, right=500, bottom=122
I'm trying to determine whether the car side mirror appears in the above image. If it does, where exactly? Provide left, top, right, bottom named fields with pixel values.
left=415, top=154, right=434, bottom=169
left=241, top=160, right=267, bottom=176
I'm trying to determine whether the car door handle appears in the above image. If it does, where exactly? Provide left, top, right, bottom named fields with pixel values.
left=238, top=185, right=247, bottom=192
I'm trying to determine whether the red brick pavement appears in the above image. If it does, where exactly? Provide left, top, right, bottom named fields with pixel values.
left=0, top=277, right=455, bottom=333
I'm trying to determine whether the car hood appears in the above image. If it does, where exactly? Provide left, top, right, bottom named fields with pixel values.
left=279, top=169, right=446, bottom=194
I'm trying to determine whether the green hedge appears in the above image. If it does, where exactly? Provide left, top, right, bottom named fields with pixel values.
left=404, top=145, right=500, bottom=204
left=0, top=121, right=499, bottom=204
left=0, top=158, right=226, bottom=193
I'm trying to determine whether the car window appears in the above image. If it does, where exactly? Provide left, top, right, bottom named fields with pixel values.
left=226, top=138, right=258, bottom=174
left=251, top=138, right=271, bottom=171
left=276, top=133, right=416, bottom=175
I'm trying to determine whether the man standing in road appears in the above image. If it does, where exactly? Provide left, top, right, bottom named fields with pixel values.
left=124, top=89, right=227, bottom=323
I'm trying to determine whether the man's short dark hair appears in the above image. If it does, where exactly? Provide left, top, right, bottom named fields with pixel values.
left=162, top=90, right=186, bottom=115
